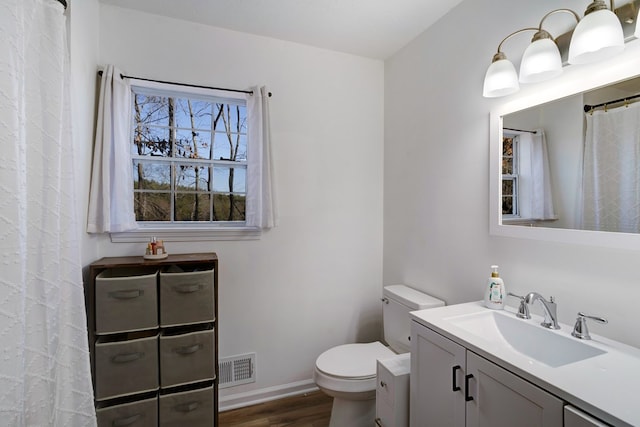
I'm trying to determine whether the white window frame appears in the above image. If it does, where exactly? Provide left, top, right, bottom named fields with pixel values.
left=111, top=80, right=261, bottom=242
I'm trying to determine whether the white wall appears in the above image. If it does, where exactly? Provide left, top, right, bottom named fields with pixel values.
left=384, top=0, right=640, bottom=349
left=92, top=4, right=384, bottom=405
left=69, top=0, right=100, bottom=267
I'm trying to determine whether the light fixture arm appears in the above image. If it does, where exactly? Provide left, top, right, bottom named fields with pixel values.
left=537, top=8, right=581, bottom=35
left=492, top=27, right=539, bottom=62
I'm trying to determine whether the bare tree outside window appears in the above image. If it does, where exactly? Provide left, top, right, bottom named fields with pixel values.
left=131, top=89, right=247, bottom=224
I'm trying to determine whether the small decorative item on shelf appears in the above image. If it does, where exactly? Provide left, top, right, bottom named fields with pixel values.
left=144, top=237, right=168, bottom=260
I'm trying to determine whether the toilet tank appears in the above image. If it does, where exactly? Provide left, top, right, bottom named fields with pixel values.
left=383, top=285, right=444, bottom=353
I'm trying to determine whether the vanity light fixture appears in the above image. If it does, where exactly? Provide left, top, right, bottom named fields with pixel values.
left=483, top=28, right=538, bottom=98
left=483, top=0, right=626, bottom=98
left=519, top=9, right=580, bottom=84
left=568, top=0, right=624, bottom=64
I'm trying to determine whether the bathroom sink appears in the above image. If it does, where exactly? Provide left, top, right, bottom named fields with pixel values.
left=444, top=310, right=606, bottom=367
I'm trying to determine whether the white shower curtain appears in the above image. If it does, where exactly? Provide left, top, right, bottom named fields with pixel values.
left=581, top=103, right=640, bottom=233
left=0, top=0, right=97, bottom=425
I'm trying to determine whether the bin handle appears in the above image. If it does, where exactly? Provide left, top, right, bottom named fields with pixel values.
left=108, top=289, right=143, bottom=299
left=172, top=283, right=203, bottom=294
left=174, top=401, right=200, bottom=413
left=111, top=352, right=144, bottom=364
left=174, top=344, right=202, bottom=355
left=112, top=414, right=142, bottom=427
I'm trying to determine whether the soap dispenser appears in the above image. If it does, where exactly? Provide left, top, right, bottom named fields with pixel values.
left=484, top=265, right=506, bottom=310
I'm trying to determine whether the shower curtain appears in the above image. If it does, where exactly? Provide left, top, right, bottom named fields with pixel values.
left=580, top=102, right=640, bottom=233
left=0, top=0, right=97, bottom=425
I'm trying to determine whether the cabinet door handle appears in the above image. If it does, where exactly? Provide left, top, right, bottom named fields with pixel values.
left=108, top=289, right=143, bottom=299
left=174, top=401, right=200, bottom=413
left=174, top=343, right=202, bottom=355
left=452, top=365, right=461, bottom=391
left=112, top=414, right=142, bottom=427
left=465, top=374, right=474, bottom=402
left=173, top=283, right=203, bottom=293
left=111, top=352, right=144, bottom=364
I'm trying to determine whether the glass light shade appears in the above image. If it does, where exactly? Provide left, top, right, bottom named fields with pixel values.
left=483, top=58, right=519, bottom=98
left=568, top=8, right=624, bottom=64
left=519, top=38, right=563, bottom=84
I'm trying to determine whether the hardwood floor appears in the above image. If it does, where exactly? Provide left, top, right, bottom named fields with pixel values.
left=219, top=391, right=333, bottom=427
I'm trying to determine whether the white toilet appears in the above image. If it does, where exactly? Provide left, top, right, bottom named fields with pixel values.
left=313, top=284, right=444, bottom=427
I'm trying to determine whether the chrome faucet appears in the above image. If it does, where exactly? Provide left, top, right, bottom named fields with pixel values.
left=524, top=292, right=560, bottom=329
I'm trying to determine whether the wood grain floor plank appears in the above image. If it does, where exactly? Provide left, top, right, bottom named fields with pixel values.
left=219, top=391, right=332, bottom=427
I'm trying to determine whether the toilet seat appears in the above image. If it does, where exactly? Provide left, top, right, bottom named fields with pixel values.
left=316, top=342, right=395, bottom=379
left=314, top=342, right=396, bottom=396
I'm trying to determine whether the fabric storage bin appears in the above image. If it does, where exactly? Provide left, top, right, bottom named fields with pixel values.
left=95, top=334, right=159, bottom=400
left=160, top=328, right=215, bottom=388
left=96, top=396, right=157, bottom=427
left=95, top=268, right=158, bottom=334
left=159, top=385, right=214, bottom=427
left=159, top=267, right=214, bottom=327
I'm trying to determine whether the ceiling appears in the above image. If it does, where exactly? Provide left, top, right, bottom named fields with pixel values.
left=97, top=0, right=465, bottom=60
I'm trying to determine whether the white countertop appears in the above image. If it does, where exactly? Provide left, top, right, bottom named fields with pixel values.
left=410, top=301, right=640, bottom=427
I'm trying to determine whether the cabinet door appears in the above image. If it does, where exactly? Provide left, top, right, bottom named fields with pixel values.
left=466, top=352, right=563, bottom=427
left=564, top=406, right=610, bottom=427
left=410, top=321, right=466, bottom=427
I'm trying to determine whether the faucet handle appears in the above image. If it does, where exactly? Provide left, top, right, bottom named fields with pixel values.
left=571, top=312, right=608, bottom=340
left=507, top=293, right=531, bottom=319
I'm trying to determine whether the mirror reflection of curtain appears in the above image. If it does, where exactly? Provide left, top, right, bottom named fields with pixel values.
left=529, top=129, right=556, bottom=220
left=513, top=129, right=556, bottom=220
left=580, top=102, right=640, bottom=233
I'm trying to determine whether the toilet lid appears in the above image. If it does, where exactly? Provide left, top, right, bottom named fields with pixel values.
left=316, top=342, right=395, bottom=379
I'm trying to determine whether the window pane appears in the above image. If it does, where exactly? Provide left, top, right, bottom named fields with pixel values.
left=135, top=192, right=171, bottom=221
left=133, top=161, right=171, bottom=190
left=131, top=126, right=171, bottom=157
left=213, top=103, right=247, bottom=134
left=134, top=94, right=170, bottom=127
left=214, top=167, right=246, bottom=193
left=502, top=158, right=513, bottom=175
left=175, top=164, right=210, bottom=191
left=175, top=130, right=212, bottom=159
left=175, top=193, right=211, bottom=221
left=213, top=194, right=246, bottom=221
left=174, top=98, right=213, bottom=129
left=502, top=196, right=514, bottom=215
left=212, top=133, right=247, bottom=161
left=503, top=137, right=513, bottom=156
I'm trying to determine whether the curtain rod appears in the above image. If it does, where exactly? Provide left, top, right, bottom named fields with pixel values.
left=584, top=93, right=640, bottom=112
left=57, top=0, right=67, bottom=8
left=97, top=70, right=272, bottom=97
left=503, top=127, right=537, bottom=134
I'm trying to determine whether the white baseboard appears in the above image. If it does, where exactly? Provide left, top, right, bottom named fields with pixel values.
left=219, top=379, right=320, bottom=412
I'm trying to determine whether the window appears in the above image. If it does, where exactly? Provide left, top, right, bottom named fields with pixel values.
left=502, top=134, right=519, bottom=217
left=131, top=85, right=248, bottom=226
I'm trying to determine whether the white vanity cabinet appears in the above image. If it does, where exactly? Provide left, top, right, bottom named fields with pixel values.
left=410, top=321, right=563, bottom=427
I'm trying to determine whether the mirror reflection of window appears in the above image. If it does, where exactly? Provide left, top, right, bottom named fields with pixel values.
left=502, top=135, right=518, bottom=217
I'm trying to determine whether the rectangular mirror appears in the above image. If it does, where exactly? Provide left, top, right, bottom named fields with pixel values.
left=490, top=42, right=640, bottom=250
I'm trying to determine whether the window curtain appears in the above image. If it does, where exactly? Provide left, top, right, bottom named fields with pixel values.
left=529, top=129, right=556, bottom=220
left=580, top=103, right=640, bottom=233
left=0, top=0, right=97, bottom=425
left=87, top=65, right=137, bottom=233
left=246, top=86, right=278, bottom=229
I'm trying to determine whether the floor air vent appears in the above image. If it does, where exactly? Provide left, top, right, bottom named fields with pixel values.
left=218, top=353, right=256, bottom=388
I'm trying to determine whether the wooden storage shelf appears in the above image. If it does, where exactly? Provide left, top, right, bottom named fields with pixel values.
left=87, top=253, right=218, bottom=427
